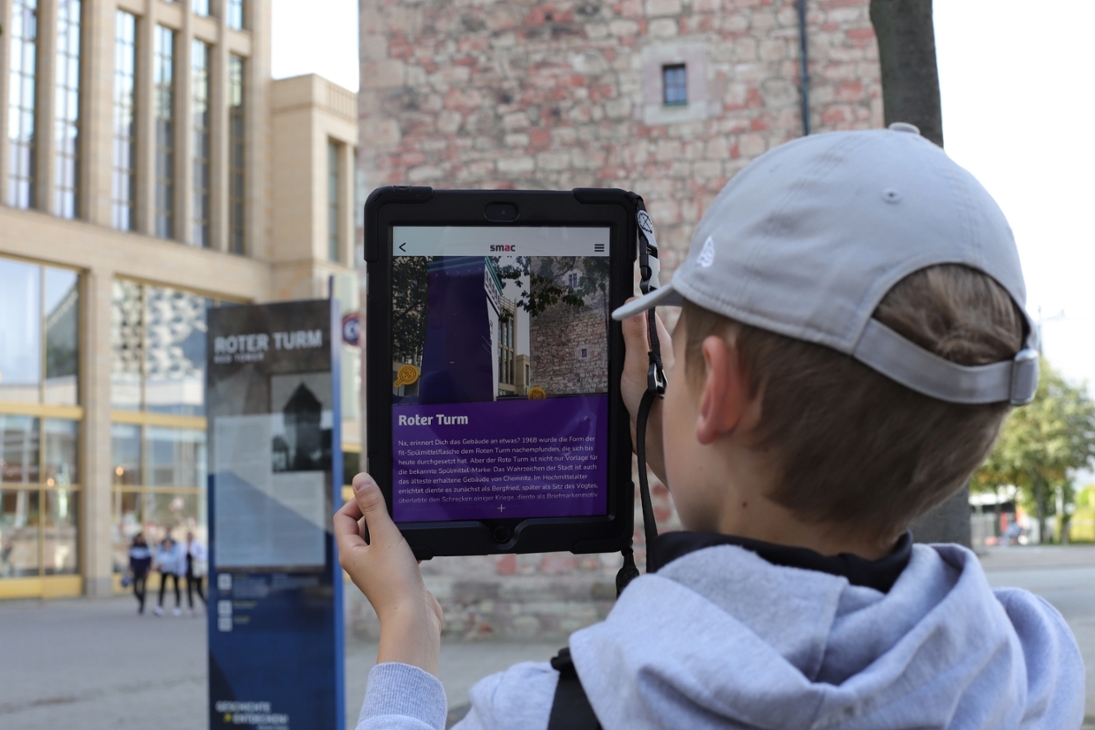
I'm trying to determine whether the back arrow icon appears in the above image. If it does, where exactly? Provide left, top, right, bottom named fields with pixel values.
left=399, top=242, right=407, bottom=252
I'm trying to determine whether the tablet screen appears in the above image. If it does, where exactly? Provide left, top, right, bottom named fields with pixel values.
left=389, top=226, right=611, bottom=522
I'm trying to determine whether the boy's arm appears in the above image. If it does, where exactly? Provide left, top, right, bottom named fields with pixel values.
left=620, top=309, right=673, bottom=484
left=335, top=474, right=444, bottom=675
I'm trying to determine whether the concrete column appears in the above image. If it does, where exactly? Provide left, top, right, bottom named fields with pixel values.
left=81, top=265, right=114, bottom=597
left=210, top=7, right=229, bottom=252
left=135, top=0, right=156, bottom=236
left=247, top=0, right=272, bottom=261
left=177, top=1, right=193, bottom=246
left=35, top=0, right=58, bottom=213
left=85, top=0, right=116, bottom=227
left=340, top=140, right=354, bottom=266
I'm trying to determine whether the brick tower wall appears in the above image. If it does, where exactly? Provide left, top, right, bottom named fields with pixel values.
left=354, top=0, right=883, bottom=639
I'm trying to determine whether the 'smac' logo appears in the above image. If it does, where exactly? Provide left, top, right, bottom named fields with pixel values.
left=490, top=244, right=516, bottom=252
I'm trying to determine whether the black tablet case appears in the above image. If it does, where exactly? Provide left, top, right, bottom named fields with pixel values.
left=364, top=187, right=639, bottom=558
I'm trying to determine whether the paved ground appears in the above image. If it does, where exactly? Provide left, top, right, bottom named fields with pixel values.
left=0, top=547, right=1091, bottom=729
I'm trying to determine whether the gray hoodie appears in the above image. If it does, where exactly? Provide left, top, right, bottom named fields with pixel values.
left=356, top=543, right=1085, bottom=729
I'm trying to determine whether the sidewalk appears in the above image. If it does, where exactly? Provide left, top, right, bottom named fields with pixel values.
left=0, top=593, right=557, bottom=729
left=1, top=546, right=1092, bottom=729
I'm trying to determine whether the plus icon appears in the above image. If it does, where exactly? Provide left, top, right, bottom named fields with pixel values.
left=497, top=504, right=506, bottom=513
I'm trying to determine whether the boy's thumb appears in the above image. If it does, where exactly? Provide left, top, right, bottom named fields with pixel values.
left=352, top=474, right=394, bottom=533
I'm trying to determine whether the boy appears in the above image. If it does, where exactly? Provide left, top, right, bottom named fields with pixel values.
left=335, top=125, right=1085, bottom=729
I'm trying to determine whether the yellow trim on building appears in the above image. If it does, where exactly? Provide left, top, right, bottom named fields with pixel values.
left=0, top=401, right=84, bottom=420
left=110, top=411, right=207, bottom=430
left=0, top=575, right=83, bottom=600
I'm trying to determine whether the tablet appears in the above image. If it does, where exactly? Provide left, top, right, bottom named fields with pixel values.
left=363, top=187, right=638, bottom=558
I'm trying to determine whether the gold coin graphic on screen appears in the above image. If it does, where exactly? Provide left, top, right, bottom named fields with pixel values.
left=394, top=364, right=420, bottom=387
left=527, top=386, right=546, bottom=400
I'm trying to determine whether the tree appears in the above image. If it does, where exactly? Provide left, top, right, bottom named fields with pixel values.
left=492, top=256, right=609, bottom=319
left=391, top=255, right=431, bottom=365
left=973, top=359, right=1095, bottom=542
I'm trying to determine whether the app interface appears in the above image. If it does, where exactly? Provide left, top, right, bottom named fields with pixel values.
left=390, top=226, right=610, bottom=522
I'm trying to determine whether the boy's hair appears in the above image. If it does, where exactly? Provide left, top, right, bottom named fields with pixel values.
left=683, top=264, right=1025, bottom=543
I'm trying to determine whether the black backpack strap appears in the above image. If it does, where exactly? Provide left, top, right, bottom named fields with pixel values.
left=547, top=647, right=602, bottom=730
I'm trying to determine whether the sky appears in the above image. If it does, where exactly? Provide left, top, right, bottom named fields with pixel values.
left=271, top=0, right=1094, bottom=395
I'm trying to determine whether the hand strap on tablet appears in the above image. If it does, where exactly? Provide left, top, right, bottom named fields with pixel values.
left=616, top=200, right=665, bottom=596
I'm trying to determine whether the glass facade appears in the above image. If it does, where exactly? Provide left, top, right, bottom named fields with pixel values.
left=0, top=257, right=80, bottom=405
left=154, top=26, right=176, bottom=240
left=54, top=0, right=82, bottom=219
left=328, top=140, right=340, bottom=262
left=0, top=416, right=81, bottom=577
left=192, top=41, right=211, bottom=248
left=228, top=55, right=245, bottom=255
left=110, top=425, right=206, bottom=573
left=112, top=11, right=138, bottom=231
left=109, top=281, right=215, bottom=574
left=228, top=0, right=244, bottom=30
left=193, top=0, right=210, bottom=16
left=7, top=0, right=39, bottom=209
left=110, top=280, right=210, bottom=416
left=0, top=257, right=81, bottom=581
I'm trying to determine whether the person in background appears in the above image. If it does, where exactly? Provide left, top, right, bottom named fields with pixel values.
left=127, top=533, right=152, bottom=614
left=185, top=531, right=207, bottom=616
left=153, top=533, right=183, bottom=617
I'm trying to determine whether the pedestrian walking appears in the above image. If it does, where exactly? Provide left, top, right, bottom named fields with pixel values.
left=153, top=534, right=184, bottom=616
left=185, top=531, right=207, bottom=616
left=127, top=533, right=152, bottom=614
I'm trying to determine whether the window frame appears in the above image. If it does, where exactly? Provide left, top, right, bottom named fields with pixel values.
left=7, top=0, right=41, bottom=209
left=111, top=10, right=139, bottom=231
left=107, top=276, right=245, bottom=579
left=0, top=256, right=84, bottom=588
left=662, top=63, right=688, bottom=107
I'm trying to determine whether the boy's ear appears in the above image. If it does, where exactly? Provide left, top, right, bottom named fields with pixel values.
left=695, top=335, right=751, bottom=445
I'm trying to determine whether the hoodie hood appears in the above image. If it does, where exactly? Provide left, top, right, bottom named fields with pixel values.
left=568, top=543, right=1084, bottom=730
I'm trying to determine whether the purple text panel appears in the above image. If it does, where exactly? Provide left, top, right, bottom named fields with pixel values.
left=392, top=395, right=608, bottom=522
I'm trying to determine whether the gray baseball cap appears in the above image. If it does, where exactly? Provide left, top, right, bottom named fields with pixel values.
left=613, top=123, right=1039, bottom=406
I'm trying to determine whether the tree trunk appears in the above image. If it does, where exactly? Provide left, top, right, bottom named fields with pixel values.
left=869, top=0, right=944, bottom=146
left=871, top=0, right=967, bottom=545
left=1034, top=478, right=1047, bottom=544
left=910, top=485, right=971, bottom=547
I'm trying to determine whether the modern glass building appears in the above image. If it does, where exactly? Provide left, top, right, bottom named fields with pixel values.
left=0, top=0, right=361, bottom=600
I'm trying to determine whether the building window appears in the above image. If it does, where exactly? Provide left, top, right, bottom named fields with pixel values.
left=53, top=0, right=82, bottom=219
left=193, top=0, right=210, bottom=16
left=108, top=280, right=225, bottom=576
left=227, top=0, right=244, bottom=30
left=191, top=41, right=211, bottom=248
left=499, top=305, right=515, bottom=390
left=663, top=63, right=687, bottom=106
left=7, top=0, right=39, bottom=209
left=328, top=140, right=341, bottom=262
left=111, top=280, right=218, bottom=416
left=112, top=11, right=138, bottom=231
left=228, top=55, right=245, bottom=255
left=110, top=423, right=207, bottom=575
left=0, top=257, right=80, bottom=405
left=0, top=256, right=81, bottom=582
left=154, top=26, right=176, bottom=240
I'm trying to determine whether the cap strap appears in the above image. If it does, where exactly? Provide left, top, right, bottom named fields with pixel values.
left=852, top=319, right=1039, bottom=406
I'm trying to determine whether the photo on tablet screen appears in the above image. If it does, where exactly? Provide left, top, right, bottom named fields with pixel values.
left=390, top=227, right=610, bottom=523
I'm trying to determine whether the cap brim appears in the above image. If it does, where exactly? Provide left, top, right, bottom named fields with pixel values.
left=611, top=281, right=685, bottom=320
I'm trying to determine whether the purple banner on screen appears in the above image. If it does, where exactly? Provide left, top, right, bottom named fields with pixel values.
left=392, top=395, right=608, bottom=522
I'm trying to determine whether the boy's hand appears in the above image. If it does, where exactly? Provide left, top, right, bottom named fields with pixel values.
left=620, top=305, right=673, bottom=484
left=335, top=473, right=443, bottom=676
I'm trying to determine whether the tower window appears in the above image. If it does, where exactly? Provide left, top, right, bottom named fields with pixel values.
left=663, top=64, right=687, bottom=106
